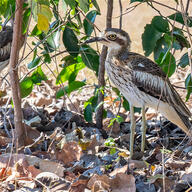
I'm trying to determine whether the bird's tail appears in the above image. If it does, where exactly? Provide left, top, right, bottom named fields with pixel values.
left=157, top=102, right=192, bottom=137
left=174, top=108, right=192, bottom=137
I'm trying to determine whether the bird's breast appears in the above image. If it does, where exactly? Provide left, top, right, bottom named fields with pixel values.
left=105, top=58, right=144, bottom=107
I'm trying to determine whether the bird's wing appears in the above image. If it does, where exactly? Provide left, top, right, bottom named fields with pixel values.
left=0, top=27, right=13, bottom=62
left=118, top=52, right=191, bottom=118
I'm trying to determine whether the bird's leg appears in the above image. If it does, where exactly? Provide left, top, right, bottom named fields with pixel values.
left=141, top=105, right=147, bottom=152
left=129, top=105, right=136, bottom=158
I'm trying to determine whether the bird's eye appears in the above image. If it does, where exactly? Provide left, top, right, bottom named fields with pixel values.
left=107, top=34, right=117, bottom=40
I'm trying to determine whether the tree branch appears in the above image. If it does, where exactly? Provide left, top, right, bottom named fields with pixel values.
left=96, top=0, right=113, bottom=136
left=9, top=0, right=26, bottom=148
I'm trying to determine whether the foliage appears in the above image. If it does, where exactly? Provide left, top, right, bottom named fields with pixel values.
left=137, top=3, right=191, bottom=99
left=0, top=0, right=191, bottom=124
left=104, top=137, right=116, bottom=155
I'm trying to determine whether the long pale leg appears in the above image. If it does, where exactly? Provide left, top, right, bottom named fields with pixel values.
left=129, top=105, right=136, bottom=158
left=141, top=105, right=147, bottom=152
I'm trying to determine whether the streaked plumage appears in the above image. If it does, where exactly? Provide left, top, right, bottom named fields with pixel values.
left=84, top=28, right=192, bottom=157
left=108, top=51, right=191, bottom=134
left=0, top=26, right=13, bottom=72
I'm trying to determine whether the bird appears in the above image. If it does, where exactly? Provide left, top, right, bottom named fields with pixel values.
left=0, top=18, right=25, bottom=74
left=0, top=25, right=13, bottom=72
left=84, top=28, right=192, bottom=158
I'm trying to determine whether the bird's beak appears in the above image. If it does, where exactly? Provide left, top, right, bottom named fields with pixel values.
left=83, top=37, right=107, bottom=44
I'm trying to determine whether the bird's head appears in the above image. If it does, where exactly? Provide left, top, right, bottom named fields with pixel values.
left=84, top=28, right=131, bottom=53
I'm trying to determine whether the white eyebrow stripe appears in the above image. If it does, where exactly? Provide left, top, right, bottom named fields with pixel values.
left=117, top=34, right=126, bottom=41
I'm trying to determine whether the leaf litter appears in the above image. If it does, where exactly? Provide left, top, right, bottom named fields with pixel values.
left=0, top=81, right=192, bottom=192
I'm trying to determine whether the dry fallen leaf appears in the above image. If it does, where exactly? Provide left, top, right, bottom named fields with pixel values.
left=111, top=173, right=136, bottom=192
left=166, top=158, right=191, bottom=170
left=69, top=179, right=88, bottom=192
left=0, top=154, right=41, bottom=181
left=0, top=136, right=11, bottom=146
left=56, top=141, right=82, bottom=165
left=87, top=174, right=110, bottom=191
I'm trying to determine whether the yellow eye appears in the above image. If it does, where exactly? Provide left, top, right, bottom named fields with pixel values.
left=107, top=34, right=117, bottom=40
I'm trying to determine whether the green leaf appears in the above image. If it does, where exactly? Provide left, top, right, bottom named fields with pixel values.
left=104, top=137, right=115, bottom=146
left=20, top=77, right=33, bottom=98
left=142, top=24, right=162, bottom=56
left=67, top=81, right=86, bottom=95
left=88, top=95, right=98, bottom=110
left=156, top=52, right=176, bottom=77
left=64, top=0, right=76, bottom=8
left=31, top=25, right=42, bottom=36
left=38, top=0, right=50, bottom=6
left=162, top=33, right=181, bottom=50
left=81, top=45, right=99, bottom=75
left=79, top=0, right=89, bottom=13
left=0, top=0, right=8, bottom=15
left=61, top=0, right=67, bottom=13
left=110, top=148, right=116, bottom=155
left=168, top=12, right=192, bottom=27
left=130, top=0, right=144, bottom=3
left=123, top=97, right=130, bottom=111
left=178, top=52, right=191, bottom=68
left=154, top=36, right=169, bottom=60
left=46, top=30, right=60, bottom=49
left=3, top=0, right=15, bottom=18
left=84, top=104, right=92, bottom=122
left=38, top=4, right=53, bottom=22
left=44, top=53, right=51, bottom=63
left=112, top=87, right=120, bottom=96
left=172, top=28, right=190, bottom=49
left=151, top=16, right=169, bottom=33
left=56, top=81, right=85, bottom=98
left=185, top=74, right=192, bottom=101
left=56, top=89, right=63, bottom=99
left=61, top=55, right=82, bottom=66
left=28, top=56, right=41, bottom=69
left=31, top=66, right=47, bottom=84
left=83, top=10, right=98, bottom=36
left=92, top=0, right=100, bottom=12
left=22, top=8, right=31, bottom=34
left=56, top=62, right=85, bottom=84
left=63, top=26, right=80, bottom=57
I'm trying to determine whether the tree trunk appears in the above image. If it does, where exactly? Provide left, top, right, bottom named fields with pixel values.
left=96, top=0, right=113, bottom=133
left=9, top=0, right=26, bottom=148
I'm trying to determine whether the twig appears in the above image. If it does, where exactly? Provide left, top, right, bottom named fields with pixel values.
left=115, top=2, right=142, bottom=18
left=119, top=0, right=122, bottom=29
left=179, top=0, right=192, bottom=79
left=96, top=0, right=113, bottom=132
left=150, top=0, right=178, bottom=12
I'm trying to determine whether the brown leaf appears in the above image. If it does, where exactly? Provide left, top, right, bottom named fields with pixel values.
left=166, top=159, right=191, bottom=170
left=0, top=154, right=41, bottom=181
left=109, top=165, right=128, bottom=177
left=111, top=173, right=136, bottom=192
left=153, top=177, right=174, bottom=192
left=0, top=136, right=11, bottom=146
left=69, top=179, right=88, bottom=192
left=103, top=118, right=120, bottom=135
left=35, top=96, right=53, bottom=106
left=87, top=174, right=110, bottom=191
left=56, top=141, right=82, bottom=165
left=26, top=155, right=65, bottom=177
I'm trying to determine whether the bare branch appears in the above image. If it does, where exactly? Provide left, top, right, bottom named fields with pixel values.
left=96, top=0, right=113, bottom=135
left=119, top=0, right=122, bottom=29
left=9, top=0, right=26, bottom=148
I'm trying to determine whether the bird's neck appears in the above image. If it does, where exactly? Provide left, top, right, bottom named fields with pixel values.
left=107, top=47, right=129, bottom=60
